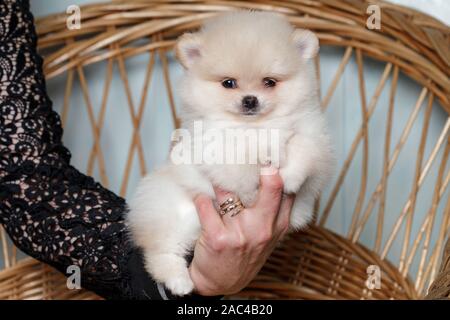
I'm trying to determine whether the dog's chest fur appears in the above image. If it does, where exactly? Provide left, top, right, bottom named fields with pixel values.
left=194, top=125, right=293, bottom=206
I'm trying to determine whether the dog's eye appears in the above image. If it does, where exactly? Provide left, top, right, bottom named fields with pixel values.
left=222, top=78, right=237, bottom=89
left=263, top=78, right=277, bottom=88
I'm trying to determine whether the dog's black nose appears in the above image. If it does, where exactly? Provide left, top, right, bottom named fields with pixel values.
left=242, top=95, right=259, bottom=110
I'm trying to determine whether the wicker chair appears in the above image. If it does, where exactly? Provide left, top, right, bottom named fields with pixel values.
left=0, top=0, right=449, bottom=300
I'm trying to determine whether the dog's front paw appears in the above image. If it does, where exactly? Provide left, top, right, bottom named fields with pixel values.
left=145, top=252, right=195, bottom=296
left=166, top=274, right=195, bottom=296
left=280, top=166, right=306, bottom=194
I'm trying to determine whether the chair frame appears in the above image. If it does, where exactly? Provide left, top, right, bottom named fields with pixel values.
left=0, top=0, right=448, bottom=299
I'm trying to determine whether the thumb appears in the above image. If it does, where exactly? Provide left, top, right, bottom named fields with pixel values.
left=252, top=167, right=283, bottom=214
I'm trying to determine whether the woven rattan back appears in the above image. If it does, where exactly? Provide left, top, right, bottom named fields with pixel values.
left=0, top=0, right=448, bottom=299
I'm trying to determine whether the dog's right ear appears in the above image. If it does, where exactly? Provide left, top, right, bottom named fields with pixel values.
left=175, top=33, right=202, bottom=69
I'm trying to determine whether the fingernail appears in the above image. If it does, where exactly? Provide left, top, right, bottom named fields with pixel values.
left=260, top=165, right=278, bottom=176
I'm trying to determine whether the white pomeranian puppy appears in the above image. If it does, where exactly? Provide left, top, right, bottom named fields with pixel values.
left=128, top=11, right=334, bottom=296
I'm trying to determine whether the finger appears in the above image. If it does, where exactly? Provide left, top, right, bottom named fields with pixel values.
left=194, top=194, right=224, bottom=234
left=275, top=193, right=295, bottom=236
left=213, top=187, right=240, bottom=225
left=213, top=187, right=235, bottom=208
left=250, top=167, right=283, bottom=220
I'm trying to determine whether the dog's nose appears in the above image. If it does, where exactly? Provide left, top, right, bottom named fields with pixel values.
left=242, top=95, right=259, bottom=110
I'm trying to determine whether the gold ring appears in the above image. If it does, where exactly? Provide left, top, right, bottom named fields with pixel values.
left=219, top=197, right=245, bottom=217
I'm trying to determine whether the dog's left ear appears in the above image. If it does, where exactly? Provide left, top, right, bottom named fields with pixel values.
left=292, top=29, right=319, bottom=59
left=175, top=32, right=202, bottom=69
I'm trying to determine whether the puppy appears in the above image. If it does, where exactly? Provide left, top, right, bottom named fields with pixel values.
left=128, top=11, right=334, bottom=296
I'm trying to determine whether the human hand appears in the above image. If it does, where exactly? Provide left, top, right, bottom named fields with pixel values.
left=189, top=169, right=295, bottom=296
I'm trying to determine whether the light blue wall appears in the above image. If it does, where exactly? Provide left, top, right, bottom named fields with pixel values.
left=2, top=1, right=447, bottom=283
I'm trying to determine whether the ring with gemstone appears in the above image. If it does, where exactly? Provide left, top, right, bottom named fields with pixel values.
left=219, top=197, right=245, bottom=217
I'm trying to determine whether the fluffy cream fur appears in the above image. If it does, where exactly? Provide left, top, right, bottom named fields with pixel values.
left=127, top=11, right=334, bottom=296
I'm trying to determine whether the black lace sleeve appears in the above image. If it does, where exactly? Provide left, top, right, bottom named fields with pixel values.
left=0, top=0, right=203, bottom=300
